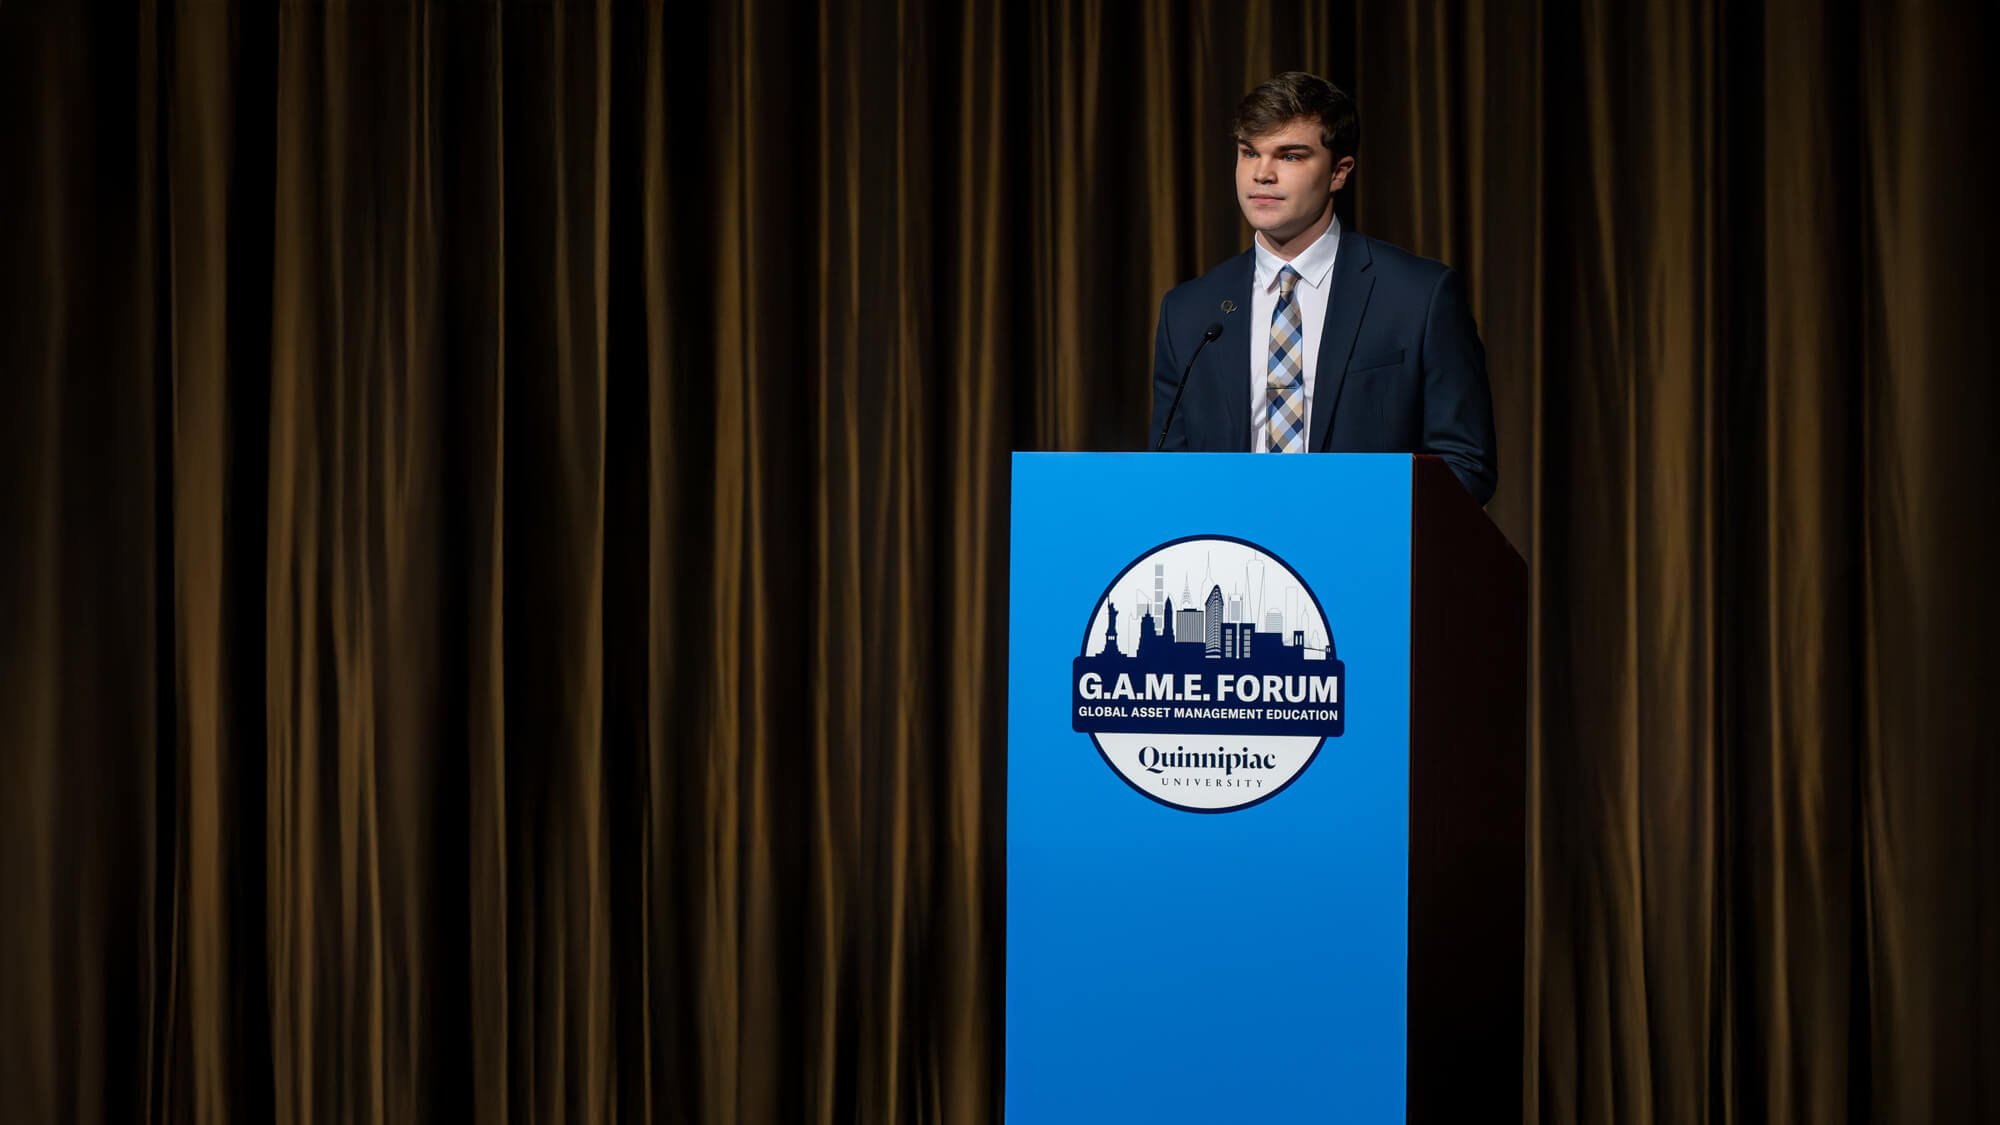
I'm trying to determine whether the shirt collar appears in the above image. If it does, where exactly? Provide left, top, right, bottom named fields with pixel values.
left=1253, top=213, right=1342, bottom=291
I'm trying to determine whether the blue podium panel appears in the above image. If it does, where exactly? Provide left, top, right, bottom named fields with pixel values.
left=1007, top=453, right=1414, bottom=1123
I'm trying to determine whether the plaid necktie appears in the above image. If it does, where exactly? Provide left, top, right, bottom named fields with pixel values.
left=1265, top=265, right=1307, bottom=452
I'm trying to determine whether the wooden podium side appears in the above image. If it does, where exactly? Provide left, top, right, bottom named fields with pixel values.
left=1409, top=455, right=1528, bottom=1121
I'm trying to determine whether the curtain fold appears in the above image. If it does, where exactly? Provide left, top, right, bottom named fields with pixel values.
left=1, top=1, right=1992, bottom=1121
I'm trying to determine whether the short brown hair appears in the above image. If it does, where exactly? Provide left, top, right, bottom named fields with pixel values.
left=1233, top=71, right=1359, bottom=160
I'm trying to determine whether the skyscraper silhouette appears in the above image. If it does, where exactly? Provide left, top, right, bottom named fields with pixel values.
left=1176, top=602, right=1204, bottom=649
left=1204, top=585, right=1224, bottom=658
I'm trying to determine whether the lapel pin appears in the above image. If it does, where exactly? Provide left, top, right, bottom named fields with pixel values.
left=1220, top=300, right=1237, bottom=314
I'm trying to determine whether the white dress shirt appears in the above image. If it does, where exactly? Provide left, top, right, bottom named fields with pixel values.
left=1248, top=216, right=1341, bottom=450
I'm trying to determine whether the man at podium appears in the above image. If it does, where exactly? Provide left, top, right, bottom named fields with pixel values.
left=1150, top=71, right=1500, bottom=506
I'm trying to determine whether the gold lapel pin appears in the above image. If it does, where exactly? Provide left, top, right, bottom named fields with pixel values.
left=1220, top=300, right=1237, bottom=314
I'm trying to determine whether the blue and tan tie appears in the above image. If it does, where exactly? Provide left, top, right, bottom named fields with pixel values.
left=1265, top=265, right=1307, bottom=452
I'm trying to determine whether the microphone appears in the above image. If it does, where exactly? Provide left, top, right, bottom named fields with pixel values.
left=1154, top=322, right=1225, bottom=451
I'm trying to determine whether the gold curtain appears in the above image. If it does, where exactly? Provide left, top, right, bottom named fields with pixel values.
left=1, top=1, right=1992, bottom=1121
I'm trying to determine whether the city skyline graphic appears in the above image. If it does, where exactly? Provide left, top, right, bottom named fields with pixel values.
left=1079, top=540, right=1334, bottom=665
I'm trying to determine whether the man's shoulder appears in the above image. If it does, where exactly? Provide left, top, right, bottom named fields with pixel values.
left=1160, top=249, right=1254, bottom=312
left=1354, top=234, right=1452, bottom=289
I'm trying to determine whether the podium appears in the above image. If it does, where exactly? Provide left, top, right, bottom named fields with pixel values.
left=1006, top=453, right=1526, bottom=1122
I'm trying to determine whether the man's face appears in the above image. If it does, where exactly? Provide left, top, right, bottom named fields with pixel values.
left=1235, top=118, right=1353, bottom=248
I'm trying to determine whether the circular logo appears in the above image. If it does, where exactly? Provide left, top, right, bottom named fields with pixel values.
left=1070, top=535, right=1346, bottom=812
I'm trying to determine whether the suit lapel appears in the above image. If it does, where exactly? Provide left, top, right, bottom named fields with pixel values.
left=1309, top=231, right=1374, bottom=452
left=1212, top=250, right=1255, bottom=450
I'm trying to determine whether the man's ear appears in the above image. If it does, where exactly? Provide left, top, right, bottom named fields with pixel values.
left=1329, top=156, right=1356, bottom=193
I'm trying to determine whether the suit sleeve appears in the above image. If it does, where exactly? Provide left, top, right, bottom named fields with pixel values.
left=1420, top=268, right=1499, bottom=504
left=1150, top=294, right=1188, bottom=451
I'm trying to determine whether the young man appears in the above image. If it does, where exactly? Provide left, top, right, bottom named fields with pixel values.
left=1150, top=72, right=1498, bottom=505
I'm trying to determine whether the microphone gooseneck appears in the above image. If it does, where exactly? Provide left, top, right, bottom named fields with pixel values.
left=1154, top=322, right=1225, bottom=451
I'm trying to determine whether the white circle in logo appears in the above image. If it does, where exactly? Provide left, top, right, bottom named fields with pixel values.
left=1070, top=535, right=1346, bottom=812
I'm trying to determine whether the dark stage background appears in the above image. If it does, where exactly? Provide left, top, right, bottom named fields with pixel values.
left=2, top=1, right=1995, bottom=1121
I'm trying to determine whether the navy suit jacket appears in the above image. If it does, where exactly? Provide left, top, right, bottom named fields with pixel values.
left=1150, top=231, right=1498, bottom=505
